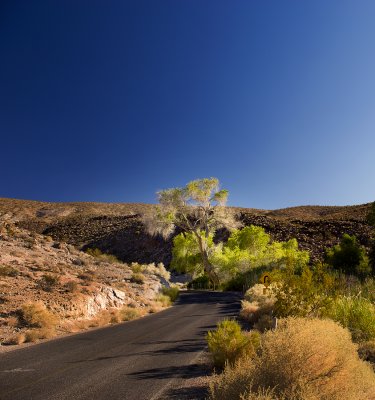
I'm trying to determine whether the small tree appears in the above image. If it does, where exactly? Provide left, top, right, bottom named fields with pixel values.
left=325, top=234, right=371, bottom=277
left=143, top=178, right=240, bottom=286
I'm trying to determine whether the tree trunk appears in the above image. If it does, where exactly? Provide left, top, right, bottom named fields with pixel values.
left=196, top=234, right=220, bottom=288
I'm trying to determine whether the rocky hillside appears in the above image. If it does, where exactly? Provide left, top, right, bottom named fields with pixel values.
left=0, top=220, right=172, bottom=347
left=0, top=198, right=373, bottom=265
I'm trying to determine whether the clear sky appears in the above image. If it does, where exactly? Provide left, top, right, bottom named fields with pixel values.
left=1, top=1, right=374, bottom=209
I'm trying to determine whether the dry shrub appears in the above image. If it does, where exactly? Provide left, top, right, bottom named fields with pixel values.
left=88, top=310, right=112, bottom=327
left=109, top=308, right=121, bottom=324
left=241, top=285, right=275, bottom=326
left=64, top=280, right=79, bottom=293
left=147, top=302, right=164, bottom=313
left=25, top=327, right=55, bottom=342
left=4, top=333, right=26, bottom=345
left=21, top=301, right=59, bottom=330
left=0, top=265, right=18, bottom=277
left=240, top=300, right=273, bottom=327
left=131, top=272, right=145, bottom=284
left=209, top=318, right=375, bottom=400
left=78, top=270, right=96, bottom=285
left=39, top=273, right=60, bottom=292
left=155, top=294, right=171, bottom=307
left=6, top=316, right=19, bottom=328
left=120, top=306, right=144, bottom=321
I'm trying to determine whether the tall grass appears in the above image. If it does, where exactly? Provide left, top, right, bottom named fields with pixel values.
left=322, top=295, right=375, bottom=342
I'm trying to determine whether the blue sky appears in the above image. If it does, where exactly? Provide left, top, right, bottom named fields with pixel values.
left=1, top=1, right=374, bottom=209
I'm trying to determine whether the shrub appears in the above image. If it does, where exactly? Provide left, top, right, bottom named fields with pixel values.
left=325, top=234, right=371, bottom=277
left=323, top=296, right=375, bottom=342
left=207, top=320, right=260, bottom=369
left=64, top=280, right=79, bottom=293
left=155, top=294, right=171, bottom=307
left=86, top=248, right=120, bottom=263
left=21, top=301, right=58, bottom=330
left=25, top=327, right=55, bottom=342
left=140, top=262, right=171, bottom=280
left=120, top=306, right=143, bottom=321
left=131, top=272, right=145, bottom=284
left=273, top=265, right=334, bottom=318
left=161, top=286, right=179, bottom=302
left=187, top=275, right=212, bottom=289
left=78, top=270, right=96, bottom=285
left=3, top=333, right=26, bottom=345
left=0, top=265, right=18, bottom=277
left=39, top=273, right=60, bottom=291
left=209, top=318, right=375, bottom=400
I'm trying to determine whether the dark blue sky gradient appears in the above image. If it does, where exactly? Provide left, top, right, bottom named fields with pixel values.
left=1, top=1, right=375, bottom=208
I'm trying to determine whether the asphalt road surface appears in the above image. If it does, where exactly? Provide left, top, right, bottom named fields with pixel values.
left=0, top=291, right=241, bottom=400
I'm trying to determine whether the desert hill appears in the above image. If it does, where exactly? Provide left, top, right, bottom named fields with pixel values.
left=0, top=198, right=373, bottom=264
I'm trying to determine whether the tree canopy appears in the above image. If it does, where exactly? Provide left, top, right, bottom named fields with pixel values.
left=143, top=178, right=240, bottom=285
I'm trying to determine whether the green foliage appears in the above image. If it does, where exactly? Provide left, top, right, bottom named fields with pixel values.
left=155, top=294, right=171, bottom=307
left=273, top=264, right=335, bottom=318
left=221, top=227, right=309, bottom=275
left=206, top=319, right=260, bottom=368
left=323, top=296, right=375, bottom=342
left=170, top=231, right=213, bottom=275
left=144, top=178, right=240, bottom=285
left=325, top=234, right=371, bottom=277
left=172, top=225, right=310, bottom=288
left=161, top=286, right=179, bottom=302
left=187, top=274, right=212, bottom=289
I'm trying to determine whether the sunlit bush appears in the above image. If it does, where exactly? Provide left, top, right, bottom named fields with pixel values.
left=207, top=319, right=260, bottom=369
left=209, top=318, right=375, bottom=400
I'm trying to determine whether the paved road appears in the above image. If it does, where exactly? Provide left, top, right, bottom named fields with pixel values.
left=0, top=291, right=240, bottom=400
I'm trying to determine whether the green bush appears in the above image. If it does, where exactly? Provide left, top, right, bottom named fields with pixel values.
left=273, top=264, right=335, bottom=318
left=323, top=296, right=375, bottom=342
left=155, top=294, right=171, bottom=307
left=206, top=319, right=260, bottom=369
left=325, top=234, right=371, bottom=277
left=188, top=275, right=212, bottom=289
left=161, top=286, right=179, bottom=302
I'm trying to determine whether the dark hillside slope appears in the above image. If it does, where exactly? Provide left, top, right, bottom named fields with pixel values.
left=0, top=198, right=372, bottom=265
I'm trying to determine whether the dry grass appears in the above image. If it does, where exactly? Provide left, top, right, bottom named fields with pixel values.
left=21, top=301, right=59, bottom=329
left=240, top=284, right=275, bottom=327
left=120, top=306, right=145, bottom=321
left=209, top=318, right=375, bottom=400
left=3, top=332, right=26, bottom=345
left=25, top=327, right=55, bottom=342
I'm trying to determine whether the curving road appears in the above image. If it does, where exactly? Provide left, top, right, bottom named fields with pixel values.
left=0, top=291, right=241, bottom=400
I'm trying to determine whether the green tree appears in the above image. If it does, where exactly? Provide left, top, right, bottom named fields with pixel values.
left=325, top=234, right=371, bottom=277
left=143, top=178, right=240, bottom=286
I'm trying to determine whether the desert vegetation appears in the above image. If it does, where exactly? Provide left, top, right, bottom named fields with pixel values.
left=204, top=200, right=375, bottom=399
left=0, top=221, right=178, bottom=346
